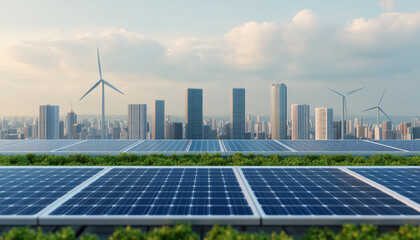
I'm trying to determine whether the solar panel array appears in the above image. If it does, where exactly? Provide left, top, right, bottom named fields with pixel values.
left=0, top=140, right=418, bottom=155
left=0, top=166, right=418, bottom=226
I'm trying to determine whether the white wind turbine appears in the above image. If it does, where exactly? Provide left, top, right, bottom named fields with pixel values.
left=362, top=89, right=392, bottom=126
left=79, top=48, right=124, bottom=139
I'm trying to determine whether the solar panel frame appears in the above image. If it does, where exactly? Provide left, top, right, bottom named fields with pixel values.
left=222, top=140, right=291, bottom=153
left=237, top=166, right=420, bottom=226
left=39, top=166, right=261, bottom=226
left=187, top=140, right=222, bottom=153
left=0, top=140, right=83, bottom=154
left=127, top=140, right=191, bottom=154
left=0, top=166, right=106, bottom=225
left=56, top=140, right=140, bottom=155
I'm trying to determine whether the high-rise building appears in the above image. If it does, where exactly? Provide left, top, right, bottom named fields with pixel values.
left=59, top=121, right=65, bottom=139
left=66, top=111, right=77, bottom=139
left=401, top=121, right=411, bottom=135
left=128, top=104, right=147, bottom=139
left=315, top=107, right=333, bottom=140
left=230, top=88, right=245, bottom=139
left=271, top=83, right=287, bottom=139
left=39, top=105, right=59, bottom=139
left=382, top=121, right=394, bottom=140
left=291, top=104, right=310, bottom=140
left=152, top=100, right=165, bottom=139
left=185, top=88, right=203, bottom=139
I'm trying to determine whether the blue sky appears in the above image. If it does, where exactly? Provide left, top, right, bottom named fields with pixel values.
left=0, top=0, right=419, bottom=119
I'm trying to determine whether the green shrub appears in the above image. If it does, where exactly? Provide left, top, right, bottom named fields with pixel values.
left=109, top=226, right=144, bottom=240
left=144, top=223, right=199, bottom=240
left=204, top=225, right=291, bottom=240
left=0, top=227, right=43, bottom=240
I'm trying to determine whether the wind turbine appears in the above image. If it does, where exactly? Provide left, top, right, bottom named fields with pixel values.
left=326, top=86, right=365, bottom=140
left=362, top=89, right=392, bottom=126
left=79, top=48, right=124, bottom=139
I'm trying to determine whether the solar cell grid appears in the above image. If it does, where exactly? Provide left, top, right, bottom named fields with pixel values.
left=49, top=167, right=254, bottom=217
left=279, top=140, right=399, bottom=152
left=369, top=140, right=420, bottom=152
left=223, top=140, right=290, bottom=152
left=0, top=140, right=81, bottom=152
left=0, top=140, right=26, bottom=147
left=0, top=168, right=103, bottom=216
left=127, top=140, right=190, bottom=152
left=240, top=167, right=419, bottom=218
left=57, top=140, right=138, bottom=152
left=188, top=140, right=221, bottom=152
left=349, top=168, right=420, bottom=205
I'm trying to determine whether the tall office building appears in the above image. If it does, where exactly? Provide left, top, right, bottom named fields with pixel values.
left=291, top=104, right=310, bottom=140
left=315, top=107, right=333, bottom=140
left=382, top=121, right=394, bottom=140
left=152, top=100, right=165, bottom=139
left=59, top=121, right=65, bottom=139
left=271, top=83, right=287, bottom=139
left=39, top=105, right=59, bottom=139
left=185, top=88, right=203, bottom=139
left=128, top=104, right=147, bottom=139
left=230, top=88, right=245, bottom=139
left=66, top=111, right=77, bottom=139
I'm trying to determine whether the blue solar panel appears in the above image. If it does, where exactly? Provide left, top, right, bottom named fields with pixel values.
left=0, top=140, right=81, bottom=152
left=241, top=167, right=419, bottom=216
left=279, top=140, right=400, bottom=152
left=349, top=168, right=420, bottom=205
left=57, top=140, right=138, bottom=152
left=127, top=140, right=190, bottom=152
left=188, top=140, right=221, bottom=152
left=50, top=167, right=253, bottom=217
left=0, top=168, right=103, bottom=215
left=369, top=140, right=420, bottom=152
left=223, top=140, right=290, bottom=152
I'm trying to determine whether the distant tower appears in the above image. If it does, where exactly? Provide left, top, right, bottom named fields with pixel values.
left=291, top=104, right=310, bottom=140
left=185, top=88, right=203, bottom=139
left=230, top=88, right=245, bottom=139
left=152, top=100, right=165, bottom=139
left=271, top=83, right=287, bottom=139
left=39, top=105, right=59, bottom=139
left=315, top=107, right=333, bottom=140
left=128, top=104, right=147, bottom=139
left=66, top=111, right=77, bottom=139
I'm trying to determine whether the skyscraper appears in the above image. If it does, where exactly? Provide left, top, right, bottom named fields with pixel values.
left=39, top=105, right=59, bottom=139
left=315, top=107, right=333, bottom=140
left=230, top=88, right=245, bottom=139
left=66, top=111, right=77, bottom=139
left=128, top=104, right=147, bottom=139
left=291, top=104, right=310, bottom=140
left=185, top=88, right=203, bottom=139
left=271, top=83, right=287, bottom=139
left=152, top=100, right=165, bottom=139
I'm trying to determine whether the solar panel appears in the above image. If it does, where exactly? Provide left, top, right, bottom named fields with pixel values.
left=0, top=140, right=81, bottom=153
left=348, top=167, right=420, bottom=205
left=57, top=140, right=138, bottom=152
left=369, top=140, right=420, bottom=152
left=279, top=140, right=400, bottom=152
left=188, top=140, right=221, bottom=152
left=223, top=140, right=290, bottom=152
left=0, top=140, right=27, bottom=147
left=127, top=140, right=190, bottom=153
left=0, top=167, right=103, bottom=224
left=239, top=167, right=420, bottom=225
left=41, top=167, right=259, bottom=225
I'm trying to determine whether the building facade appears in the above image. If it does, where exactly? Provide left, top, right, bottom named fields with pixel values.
left=185, top=88, right=203, bottom=139
left=271, top=83, right=287, bottom=139
left=66, top=111, right=77, bottom=139
left=315, top=107, right=333, bottom=140
left=39, top=105, right=59, bottom=139
left=152, top=100, right=165, bottom=139
left=230, top=88, right=245, bottom=139
left=128, top=104, right=147, bottom=139
left=291, top=104, right=310, bottom=140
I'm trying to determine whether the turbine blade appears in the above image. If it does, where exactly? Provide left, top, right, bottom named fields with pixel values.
left=346, top=86, right=366, bottom=96
left=362, top=106, right=377, bottom=112
left=378, top=107, right=392, bottom=123
left=326, top=87, right=344, bottom=97
left=103, top=79, right=124, bottom=95
left=79, top=80, right=101, bottom=101
left=378, top=89, right=386, bottom=106
left=97, top=48, right=102, bottom=80
left=344, top=99, right=348, bottom=120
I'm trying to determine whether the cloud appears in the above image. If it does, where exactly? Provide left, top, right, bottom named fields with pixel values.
left=378, top=0, right=395, bottom=12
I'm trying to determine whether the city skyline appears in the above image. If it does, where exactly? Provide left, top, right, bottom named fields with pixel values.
left=0, top=1, right=420, bottom=117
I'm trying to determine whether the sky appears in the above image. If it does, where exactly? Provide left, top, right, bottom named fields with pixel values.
left=0, top=0, right=420, bottom=119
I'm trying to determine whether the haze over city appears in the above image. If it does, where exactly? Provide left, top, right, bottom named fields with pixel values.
left=0, top=0, right=420, bottom=119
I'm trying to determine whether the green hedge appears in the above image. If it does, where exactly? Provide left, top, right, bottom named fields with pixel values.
left=1, top=224, right=419, bottom=240
left=0, top=153, right=419, bottom=166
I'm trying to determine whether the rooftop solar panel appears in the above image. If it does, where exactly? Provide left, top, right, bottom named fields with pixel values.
left=0, top=167, right=103, bottom=225
left=239, top=167, right=420, bottom=225
left=0, top=140, right=27, bottom=147
left=348, top=167, right=420, bottom=205
left=127, top=140, right=190, bottom=153
left=368, top=140, right=420, bottom=152
left=188, top=140, right=221, bottom=152
left=57, top=140, right=139, bottom=152
left=40, top=167, right=259, bottom=225
left=0, top=140, right=81, bottom=153
left=223, top=140, right=290, bottom=152
left=279, top=140, right=400, bottom=152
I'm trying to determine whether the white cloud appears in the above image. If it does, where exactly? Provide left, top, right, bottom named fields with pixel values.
left=379, top=0, right=395, bottom=12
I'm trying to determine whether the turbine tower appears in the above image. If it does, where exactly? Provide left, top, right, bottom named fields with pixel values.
left=326, top=86, right=365, bottom=140
left=362, top=89, right=392, bottom=126
left=79, top=48, right=124, bottom=139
